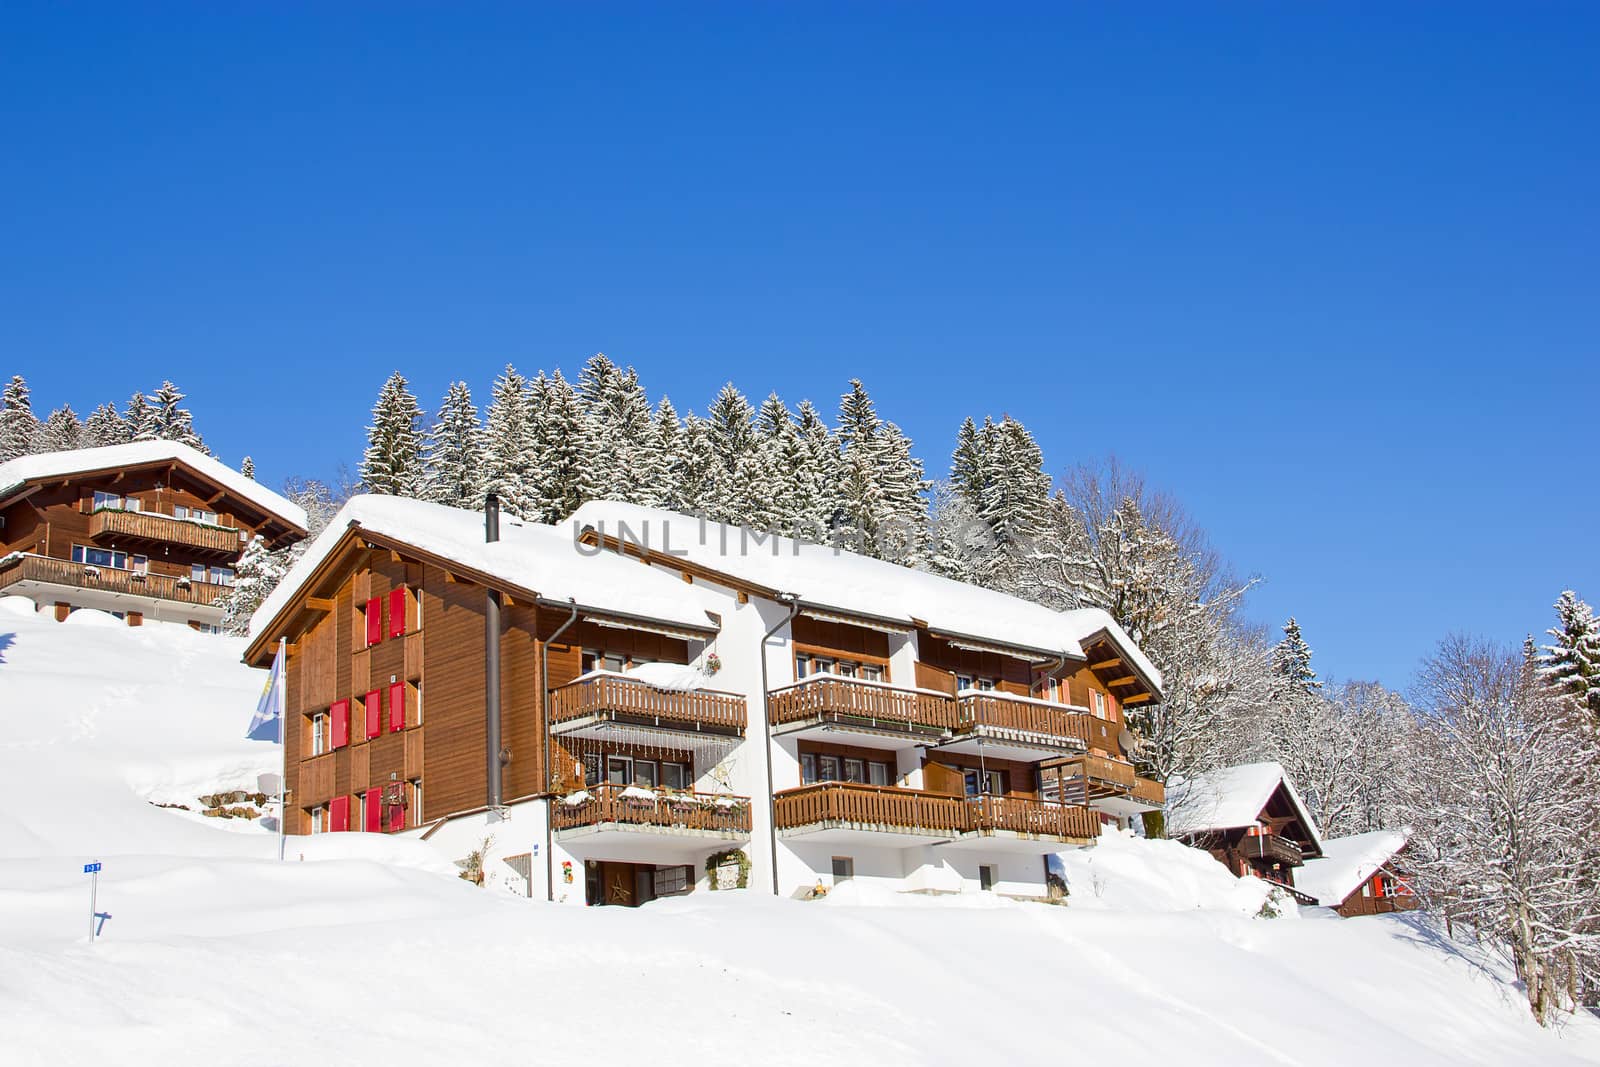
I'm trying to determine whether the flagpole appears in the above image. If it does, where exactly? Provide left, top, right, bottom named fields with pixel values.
left=277, top=635, right=288, bottom=862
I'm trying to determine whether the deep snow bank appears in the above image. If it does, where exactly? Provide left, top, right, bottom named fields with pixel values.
left=1, top=603, right=1598, bottom=1066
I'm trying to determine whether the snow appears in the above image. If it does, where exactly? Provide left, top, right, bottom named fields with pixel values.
left=0, top=594, right=35, bottom=618
left=623, top=661, right=709, bottom=691
left=1166, top=761, right=1328, bottom=856
left=0, top=440, right=307, bottom=532
left=250, top=495, right=725, bottom=640
left=1298, top=828, right=1411, bottom=908
left=3, top=608, right=1599, bottom=1065
left=568, top=501, right=1164, bottom=691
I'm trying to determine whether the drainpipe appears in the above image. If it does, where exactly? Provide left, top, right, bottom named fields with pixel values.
left=542, top=599, right=580, bottom=903
left=760, top=593, right=802, bottom=896
left=485, top=495, right=505, bottom=810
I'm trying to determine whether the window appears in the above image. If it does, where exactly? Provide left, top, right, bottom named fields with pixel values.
left=844, top=758, right=866, bottom=783
left=583, top=753, right=601, bottom=786
left=174, top=505, right=219, bottom=524
left=652, top=864, right=692, bottom=896
left=73, top=545, right=131, bottom=570
left=414, top=681, right=423, bottom=726
left=801, top=753, right=818, bottom=784
left=662, top=762, right=688, bottom=790
left=868, top=761, right=891, bottom=786
left=963, top=768, right=1007, bottom=797
left=634, top=760, right=658, bottom=789
left=1091, top=690, right=1108, bottom=719
left=131, top=555, right=148, bottom=574
left=190, top=564, right=234, bottom=586
left=818, top=755, right=841, bottom=782
left=795, top=653, right=886, bottom=683
left=310, top=713, right=329, bottom=756
left=92, top=490, right=123, bottom=511
left=410, top=780, right=423, bottom=826
left=976, top=678, right=996, bottom=692
left=582, top=650, right=627, bottom=674
left=860, top=664, right=883, bottom=683
left=980, top=865, right=998, bottom=892
left=308, top=806, right=325, bottom=834
left=606, top=755, right=632, bottom=785
left=831, top=856, right=854, bottom=883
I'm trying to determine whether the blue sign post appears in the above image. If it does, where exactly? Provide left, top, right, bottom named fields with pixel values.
left=84, top=862, right=101, bottom=943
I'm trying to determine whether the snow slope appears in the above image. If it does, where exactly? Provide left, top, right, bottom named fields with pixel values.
left=1, top=603, right=1596, bottom=1066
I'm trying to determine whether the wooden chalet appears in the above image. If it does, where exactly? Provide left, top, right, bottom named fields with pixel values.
left=1297, top=828, right=1418, bottom=917
left=0, top=442, right=306, bottom=629
left=1166, top=761, right=1326, bottom=903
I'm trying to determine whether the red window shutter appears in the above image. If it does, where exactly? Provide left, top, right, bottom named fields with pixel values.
left=1373, top=874, right=1385, bottom=899
left=364, top=788, right=381, bottom=832
left=331, top=699, right=350, bottom=749
left=329, top=795, right=350, bottom=832
left=365, top=596, right=382, bottom=646
left=389, top=587, right=407, bottom=638
left=386, top=790, right=406, bottom=832
left=364, top=690, right=381, bottom=740
left=389, top=681, right=405, bottom=732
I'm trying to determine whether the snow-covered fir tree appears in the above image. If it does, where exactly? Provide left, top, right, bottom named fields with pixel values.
left=699, top=382, right=759, bottom=523
left=0, top=375, right=40, bottom=461
left=138, top=381, right=208, bottom=453
left=831, top=380, right=927, bottom=558
left=240, top=456, right=256, bottom=481
left=750, top=393, right=805, bottom=529
left=649, top=397, right=685, bottom=510
left=82, top=402, right=130, bottom=447
left=527, top=370, right=586, bottom=523
left=481, top=366, right=537, bottom=520
left=122, top=391, right=155, bottom=442
left=218, top=534, right=291, bottom=635
left=673, top=412, right=717, bottom=514
left=793, top=399, right=839, bottom=532
left=1272, top=617, right=1322, bottom=693
left=577, top=355, right=659, bottom=507
left=39, top=405, right=82, bottom=453
left=421, top=381, right=484, bottom=509
left=360, top=372, right=426, bottom=497
left=1538, top=590, right=1600, bottom=730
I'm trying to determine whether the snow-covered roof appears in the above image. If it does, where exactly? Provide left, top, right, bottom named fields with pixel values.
left=1296, top=829, right=1410, bottom=907
left=567, top=501, right=1162, bottom=693
left=0, top=442, right=306, bottom=532
left=249, top=495, right=723, bottom=641
left=1166, top=761, right=1326, bottom=855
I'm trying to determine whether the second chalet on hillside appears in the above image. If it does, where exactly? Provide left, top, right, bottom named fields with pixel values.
left=1166, top=761, right=1326, bottom=903
left=246, top=494, right=1168, bottom=906
left=0, top=442, right=307, bottom=630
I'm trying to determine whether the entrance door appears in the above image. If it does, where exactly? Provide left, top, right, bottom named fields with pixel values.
left=603, top=861, right=636, bottom=906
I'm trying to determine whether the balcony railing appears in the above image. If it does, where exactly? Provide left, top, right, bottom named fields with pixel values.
left=774, top=781, right=1099, bottom=843
left=89, top=507, right=242, bottom=556
left=768, top=675, right=959, bottom=733
left=549, top=674, right=747, bottom=736
left=0, top=552, right=228, bottom=607
left=775, top=781, right=970, bottom=836
left=953, top=692, right=1091, bottom=749
left=1243, top=832, right=1305, bottom=867
left=552, top=782, right=752, bottom=836
left=1130, top=775, right=1165, bottom=807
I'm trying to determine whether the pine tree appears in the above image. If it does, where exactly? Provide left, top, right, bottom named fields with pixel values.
left=39, top=405, right=83, bottom=453
left=674, top=412, right=717, bottom=514
left=577, top=356, right=658, bottom=507
left=831, top=380, right=926, bottom=558
left=240, top=456, right=256, bottom=481
left=82, top=402, right=131, bottom=447
left=139, top=381, right=208, bottom=453
left=1539, top=590, right=1600, bottom=728
left=950, top=417, right=985, bottom=503
left=793, top=400, right=839, bottom=533
left=703, top=383, right=758, bottom=523
left=875, top=422, right=929, bottom=563
left=482, top=366, right=536, bottom=520
left=0, top=375, right=40, bottom=461
left=1272, top=617, right=1321, bottom=694
left=650, top=397, right=685, bottom=510
left=977, top=417, right=1050, bottom=547
left=122, top=391, right=155, bottom=442
left=528, top=370, right=586, bottom=523
left=422, top=381, right=484, bottom=509
left=751, top=393, right=805, bottom=528
left=360, top=372, right=426, bottom=497
left=219, top=534, right=291, bottom=635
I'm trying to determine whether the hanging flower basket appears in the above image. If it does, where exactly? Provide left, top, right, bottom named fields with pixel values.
left=704, top=652, right=722, bottom=676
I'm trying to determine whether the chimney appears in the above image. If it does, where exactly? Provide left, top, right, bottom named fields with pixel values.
left=484, top=494, right=504, bottom=809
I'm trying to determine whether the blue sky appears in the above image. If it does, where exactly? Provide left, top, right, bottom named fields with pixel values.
left=3, top=4, right=1596, bottom=690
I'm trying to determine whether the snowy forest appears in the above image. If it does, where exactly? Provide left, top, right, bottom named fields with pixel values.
left=5, top=357, right=1598, bottom=1023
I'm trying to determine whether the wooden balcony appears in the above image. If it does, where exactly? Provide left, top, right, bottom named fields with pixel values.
left=89, top=507, right=243, bottom=557
left=775, top=782, right=1099, bottom=849
left=549, top=674, right=747, bottom=739
left=0, top=552, right=228, bottom=608
left=775, top=782, right=970, bottom=841
left=1130, top=775, right=1165, bottom=807
left=944, top=692, right=1091, bottom=758
left=1048, top=753, right=1165, bottom=811
left=1243, top=832, right=1305, bottom=868
left=552, top=782, right=751, bottom=841
left=768, top=676, right=957, bottom=746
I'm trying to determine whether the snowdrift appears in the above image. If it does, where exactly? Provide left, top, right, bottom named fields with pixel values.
left=0, top=606, right=1597, bottom=1066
